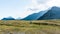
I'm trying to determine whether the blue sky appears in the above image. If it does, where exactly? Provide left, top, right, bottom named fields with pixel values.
left=0, top=0, right=32, bottom=19
left=0, top=0, right=60, bottom=19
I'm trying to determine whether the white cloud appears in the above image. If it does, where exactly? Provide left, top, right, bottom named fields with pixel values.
left=32, top=0, right=51, bottom=4
left=47, top=0, right=60, bottom=6
left=25, top=0, right=51, bottom=11
left=26, top=0, right=60, bottom=12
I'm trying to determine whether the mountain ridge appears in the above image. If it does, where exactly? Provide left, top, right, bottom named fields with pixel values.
left=22, top=11, right=47, bottom=20
left=38, top=6, right=60, bottom=20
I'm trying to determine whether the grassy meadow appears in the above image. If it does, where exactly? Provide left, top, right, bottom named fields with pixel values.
left=0, top=20, right=60, bottom=34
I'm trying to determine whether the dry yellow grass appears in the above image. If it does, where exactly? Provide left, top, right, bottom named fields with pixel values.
left=0, top=20, right=60, bottom=34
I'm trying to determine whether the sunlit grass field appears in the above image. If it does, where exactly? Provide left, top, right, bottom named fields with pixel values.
left=0, top=20, right=60, bottom=34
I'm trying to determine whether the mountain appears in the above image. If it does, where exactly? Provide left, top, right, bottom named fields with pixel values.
left=38, top=6, right=60, bottom=20
left=2, top=17, right=15, bottom=20
left=22, top=11, right=47, bottom=20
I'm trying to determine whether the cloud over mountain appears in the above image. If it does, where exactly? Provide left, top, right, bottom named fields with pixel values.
left=25, top=0, right=60, bottom=11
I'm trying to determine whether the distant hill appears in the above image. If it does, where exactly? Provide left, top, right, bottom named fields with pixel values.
left=2, top=17, right=15, bottom=20
left=38, top=6, right=60, bottom=20
left=22, top=11, right=47, bottom=20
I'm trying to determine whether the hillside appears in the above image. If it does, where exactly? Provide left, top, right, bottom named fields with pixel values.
left=38, top=6, right=60, bottom=20
left=23, top=11, right=47, bottom=20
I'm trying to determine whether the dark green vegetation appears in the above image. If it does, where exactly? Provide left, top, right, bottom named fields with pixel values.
left=0, top=20, right=60, bottom=34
